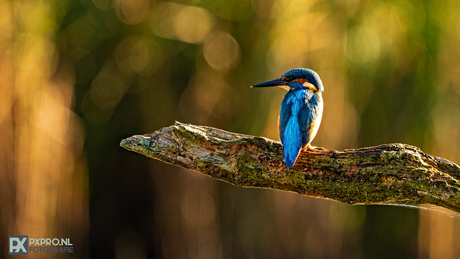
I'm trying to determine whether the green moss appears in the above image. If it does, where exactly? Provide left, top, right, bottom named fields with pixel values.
left=313, top=156, right=335, bottom=168
left=368, top=174, right=381, bottom=182
left=447, top=192, right=460, bottom=204
left=196, top=159, right=206, bottom=167
left=172, top=126, right=204, bottom=146
left=380, top=151, right=409, bottom=167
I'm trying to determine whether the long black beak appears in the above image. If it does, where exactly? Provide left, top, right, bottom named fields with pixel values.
left=250, top=78, right=287, bottom=88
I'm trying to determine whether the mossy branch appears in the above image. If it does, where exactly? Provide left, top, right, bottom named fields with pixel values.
left=120, top=122, right=460, bottom=213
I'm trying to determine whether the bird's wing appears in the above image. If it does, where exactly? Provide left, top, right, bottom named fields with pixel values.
left=279, top=105, right=290, bottom=144
left=279, top=96, right=302, bottom=168
left=298, top=93, right=322, bottom=148
left=281, top=116, right=303, bottom=168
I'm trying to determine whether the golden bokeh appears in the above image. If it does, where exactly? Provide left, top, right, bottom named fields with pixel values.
left=1, top=0, right=88, bottom=257
left=203, top=31, right=240, bottom=72
left=114, top=0, right=150, bottom=25
left=2, top=0, right=460, bottom=258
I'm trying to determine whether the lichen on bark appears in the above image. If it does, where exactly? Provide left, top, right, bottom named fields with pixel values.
left=120, top=122, right=460, bottom=214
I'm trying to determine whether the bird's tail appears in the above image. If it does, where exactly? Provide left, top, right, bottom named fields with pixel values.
left=282, top=120, right=303, bottom=168
left=283, top=145, right=302, bottom=168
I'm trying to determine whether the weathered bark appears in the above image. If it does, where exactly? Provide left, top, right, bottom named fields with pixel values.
left=120, top=122, right=460, bottom=213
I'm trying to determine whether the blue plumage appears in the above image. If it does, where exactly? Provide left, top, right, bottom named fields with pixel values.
left=252, top=68, right=324, bottom=168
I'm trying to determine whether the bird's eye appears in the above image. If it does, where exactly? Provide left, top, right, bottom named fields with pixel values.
left=282, top=76, right=295, bottom=82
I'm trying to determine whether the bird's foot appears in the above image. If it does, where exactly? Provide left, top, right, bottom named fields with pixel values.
left=303, top=145, right=328, bottom=153
left=303, top=144, right=314, bottom=151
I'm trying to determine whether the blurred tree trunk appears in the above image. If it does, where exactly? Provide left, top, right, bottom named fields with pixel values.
left=0, top=0, right=16, bottom=255
left=0, top=1, right=88, bottom=257
left=121, top=122, right=460, bottom=214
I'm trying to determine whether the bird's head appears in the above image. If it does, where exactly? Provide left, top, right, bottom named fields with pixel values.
left=251, top=68, right=324, bottom=92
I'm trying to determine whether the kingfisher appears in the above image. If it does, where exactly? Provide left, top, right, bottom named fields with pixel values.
left=251, top=68, right=324, bottom=168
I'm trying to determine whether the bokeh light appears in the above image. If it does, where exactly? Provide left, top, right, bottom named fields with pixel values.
left=2, top=0, right=460, bottom=258
left=203, top=31, right=240, bottom=72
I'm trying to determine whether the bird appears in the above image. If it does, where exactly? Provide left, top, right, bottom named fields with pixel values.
left=251, top=68, right=324, bottom=168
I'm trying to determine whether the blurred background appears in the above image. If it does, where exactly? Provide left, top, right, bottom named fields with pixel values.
left=1, top=0, right=460, bottom=258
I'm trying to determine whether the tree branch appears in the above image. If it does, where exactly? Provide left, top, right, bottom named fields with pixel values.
left=120, top=122, right=460, bottom=213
